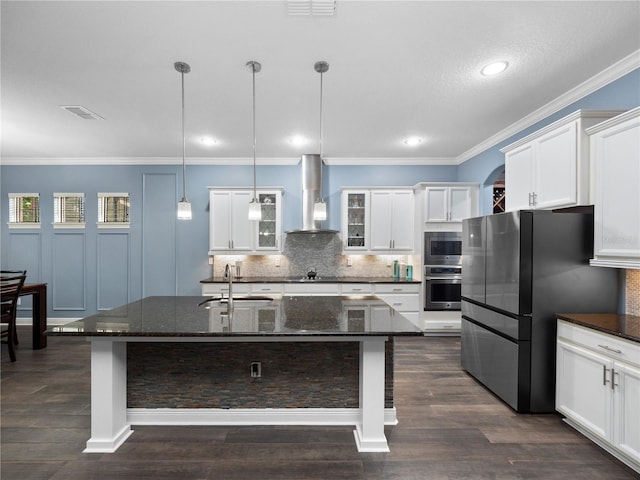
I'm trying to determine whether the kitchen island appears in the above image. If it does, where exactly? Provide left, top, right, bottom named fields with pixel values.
left=49, top=295, right=422, bottom=454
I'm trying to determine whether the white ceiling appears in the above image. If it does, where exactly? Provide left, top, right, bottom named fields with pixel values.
left=1, top=0, right=639, bottom=165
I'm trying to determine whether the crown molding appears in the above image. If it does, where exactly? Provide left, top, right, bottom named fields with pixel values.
left=323, top=157, right=457, bottom=166
left=2, top=156, right=458, bottom=166
left=456, top=49, right=640, bottom=165
left=0, top=157, right=301, bottom=166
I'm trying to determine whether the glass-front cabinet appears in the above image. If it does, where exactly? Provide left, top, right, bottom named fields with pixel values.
left=209, top=188, right=283, bottom=254
left=341, top=190, right=369, bottom=251
left=256, top=191, right=280, bottom=250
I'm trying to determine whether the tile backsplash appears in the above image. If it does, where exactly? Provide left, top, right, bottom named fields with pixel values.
left=626, top=269, right=640, bottom=316
left=212, top=232, right=416, bottom=279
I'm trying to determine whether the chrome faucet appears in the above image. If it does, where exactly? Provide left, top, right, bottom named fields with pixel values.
left=223, top=263, right=234, bottom=311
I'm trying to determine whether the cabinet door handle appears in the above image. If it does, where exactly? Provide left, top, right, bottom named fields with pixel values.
left=603, top=365, right=610, bottom=386
left=612, top=368, right=619, bottom=390
left=598, top=344, right=622, bottom=354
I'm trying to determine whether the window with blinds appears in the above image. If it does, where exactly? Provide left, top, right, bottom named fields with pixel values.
left=98, top=193, right=130, bottom=227
left=53, top=193, right=85, bottom=227
left=8, top=193, right=40, bottom=228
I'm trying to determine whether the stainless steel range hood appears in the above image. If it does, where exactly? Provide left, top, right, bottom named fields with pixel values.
left=286, top=154, right=338, bottom=234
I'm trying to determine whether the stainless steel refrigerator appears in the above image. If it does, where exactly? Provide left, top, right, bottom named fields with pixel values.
left=461, top=209, right=618, bottom=413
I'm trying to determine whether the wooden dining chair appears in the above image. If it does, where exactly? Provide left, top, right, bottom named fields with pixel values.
left=1, top=270, right=27, bottom=362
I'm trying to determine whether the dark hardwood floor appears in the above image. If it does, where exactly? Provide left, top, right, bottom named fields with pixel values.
left=2, top=326, right=639, bottom=479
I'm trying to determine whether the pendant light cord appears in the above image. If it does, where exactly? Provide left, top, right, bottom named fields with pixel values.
left=252, top=63, right=257, bottom=201
left=181, top=68, right=187, bottom=202
left=319, top=70, right=324, bottom=159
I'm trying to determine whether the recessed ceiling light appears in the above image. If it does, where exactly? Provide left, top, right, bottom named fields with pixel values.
left=404, top=137, right=423, bottom=146
left=481, top=61, right=509, bottom=76
left=200, top=137, right=218, bottom=146
left=289, top=135, right=308, bottom=146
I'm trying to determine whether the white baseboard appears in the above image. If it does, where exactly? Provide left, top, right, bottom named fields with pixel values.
left=127, top=407, right=398, bottom=427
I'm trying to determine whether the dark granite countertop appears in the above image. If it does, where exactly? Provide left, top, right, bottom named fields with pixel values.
left=200, top=276, right=421, bottom=284
left=557, top=313, right=640, bottom=343
left=48, top=296, right=423, bottom=338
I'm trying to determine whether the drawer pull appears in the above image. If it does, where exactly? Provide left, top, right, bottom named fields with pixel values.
left=393, top=302, right=402, bottom=306
left=392, top=288, right=402, bottom=292
left=598, top=344, right=622, bottom=355
left=351, top=288, right=362, bottom=291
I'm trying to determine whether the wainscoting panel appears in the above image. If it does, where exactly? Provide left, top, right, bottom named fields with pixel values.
left=52, top=232, right=86, bottom=311
left=97, top=232, right=130, bottom=310
left=7, top=232, right=42, bottom=311
left=142, top=173, right=177, bottom=297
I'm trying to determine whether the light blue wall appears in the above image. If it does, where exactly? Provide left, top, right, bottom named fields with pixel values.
left=1, top=162, right=455, bottom=317
left=2, top=68, right=638, bottom=318
left=458, top=68, right=640, bottom=215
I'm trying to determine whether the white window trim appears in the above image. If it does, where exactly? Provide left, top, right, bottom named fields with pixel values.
left=7, top=193, right=41, bottom=229
left=53, top=192, right=86, bottom=229
left=97, top=192, right=130, bottom=229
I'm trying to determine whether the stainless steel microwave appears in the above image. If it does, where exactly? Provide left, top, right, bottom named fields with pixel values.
left=424, top=231, right=462, bottom=266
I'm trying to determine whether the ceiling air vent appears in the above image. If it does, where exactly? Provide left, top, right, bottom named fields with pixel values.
left=287, top=0, right=336, bottom=16
left=60, top=105, right=104, bottom=120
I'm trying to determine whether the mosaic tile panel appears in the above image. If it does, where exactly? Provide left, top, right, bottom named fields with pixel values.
left=127, top=341, right=394, bottom=409
left=212, top=232, right=415, bottom=279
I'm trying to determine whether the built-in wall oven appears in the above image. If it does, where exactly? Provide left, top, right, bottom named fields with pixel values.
left=423, top=232, right=462, bottom=311
left=424, top=265, right=462, bottom=310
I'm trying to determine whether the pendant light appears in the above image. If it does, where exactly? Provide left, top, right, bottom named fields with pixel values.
left=247, top=60, right=262, bottom=221
left=175, top=61, right=192, bottom=220
left=313, top=61, right=328, bottom=221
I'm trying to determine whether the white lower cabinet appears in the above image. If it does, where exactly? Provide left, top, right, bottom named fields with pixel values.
left=373, top=283, right=420, bottom=325
left=201, top=281, right=420, bottom=327
left=423, top=310, right=462, bottom=333
left=556, top=320, right=640, bottom=472
left=201, top=283, right=251, bottom=297
left=341, top=303, right=398, bottom=332
left=284, top=283, right=341, bottom=296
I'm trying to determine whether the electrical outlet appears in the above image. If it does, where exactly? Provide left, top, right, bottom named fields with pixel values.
left=208, top=257, right=214, bottom=265
left=347, top=257, right=352, bottom=267
left=250, top=361, right=262, bottom=378
left=17, top=298, right=21, bottom=306
left=275, top=256, right=281, bottom=267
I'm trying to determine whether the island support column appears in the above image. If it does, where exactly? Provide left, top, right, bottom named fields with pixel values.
left=354, top=336, right=390, bottom=452
left=84, top=339, right=133, bottom=453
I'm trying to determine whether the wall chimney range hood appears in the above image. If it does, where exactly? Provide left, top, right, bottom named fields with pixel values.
left=286, top=154, right=338, bottom=235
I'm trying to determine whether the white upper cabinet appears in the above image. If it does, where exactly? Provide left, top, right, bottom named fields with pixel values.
left=369, top=189, right=414, bottom=252
left=502, top=110, right=623, bottom=212
left=209, top=188, right=283, bottom=255
left=423, top=184, right=478, bottom=223
left=587, top=107, right=640, bottom=269
left=341, top=188, right=414, bottom=253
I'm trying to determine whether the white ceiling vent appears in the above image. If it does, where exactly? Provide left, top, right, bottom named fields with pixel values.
left=60, top=105, right=104, bottom=120
left=287, top=0, right=336, bottom=16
